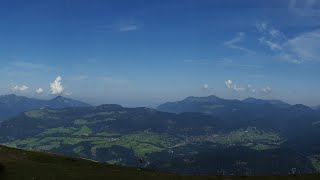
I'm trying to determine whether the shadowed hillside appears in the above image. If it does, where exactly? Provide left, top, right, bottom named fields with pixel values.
left=0, top=94, right=91, bottom=121
left=0, top=145, right=320, bottom=180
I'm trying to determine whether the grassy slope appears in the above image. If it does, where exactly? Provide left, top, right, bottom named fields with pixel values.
left=0, top=145, right=320, bottom=180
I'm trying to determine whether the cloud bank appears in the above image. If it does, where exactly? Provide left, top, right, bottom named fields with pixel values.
left=36, top=88, right=44, bottom=94
left=225, top=80, right=245, bottom=92
left=12, top=85, right=29, bottom=92
left=261, top=86, right=272, bottom=94
left=225, top=80, right=270, bottom=94
left=256, top=21, right=320, bottom=64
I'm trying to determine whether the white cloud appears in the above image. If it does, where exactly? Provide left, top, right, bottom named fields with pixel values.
left=256, top=22, right=282, bottom=39
left=50, top=76, right=64, bottom=95
left=269, top=29, right=280, bottom=38
left=225, top=80, right=245, bottom=92
left=274, top=29, right=320, bottom=63
left=225, top=81, right=258, bottom=93
left=225, top=80, right=233, bottom=89
left=258, top=37, right=282, bottom=51
left=283, top=30, right=320, bottom=62
left=202, top=84, right=209, bottom=91
left=36, top=88, right=44, bottom=94
left=256, top=22, right=284, bottom=51
left=256, top=21, right=320, bottom=63
left=224, top=33, right=253, bottom=54
left=12, top=85, right=29, bottom=92
left=261, top=86, right=272, bottom=94
left=256, top=22, right=268, bottom=34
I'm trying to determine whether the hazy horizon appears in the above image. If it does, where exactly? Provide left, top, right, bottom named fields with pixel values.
left=1, top=93, right=317, bottom=109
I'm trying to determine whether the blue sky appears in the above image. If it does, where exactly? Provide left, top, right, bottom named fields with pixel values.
left=0, top=0, right=320, bottom=107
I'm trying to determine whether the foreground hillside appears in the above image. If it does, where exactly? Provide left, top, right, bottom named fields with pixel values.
left=0, top=145, right=319, bottom=180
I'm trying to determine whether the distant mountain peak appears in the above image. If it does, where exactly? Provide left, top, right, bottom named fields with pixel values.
left=52, top=95, right=63, bottom=99
left=51, top=95, right=69, bottom=102
left=48, top=96, right=91, bottom=108
left=243, top=97, right=260, bottom=102
left=0, top=94, right=92, bottom=121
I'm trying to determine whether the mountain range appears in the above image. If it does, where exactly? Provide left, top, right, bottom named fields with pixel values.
left=157, top=95, right=292, bottom=114
left=0, top=94, right=91, bottom=121
left=0, top=94, right=320, bottom=175
left=157, top=95, right=318, bottom=132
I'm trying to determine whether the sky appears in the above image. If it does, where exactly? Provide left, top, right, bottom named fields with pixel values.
left=0, top=0, right=320, bottom=107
